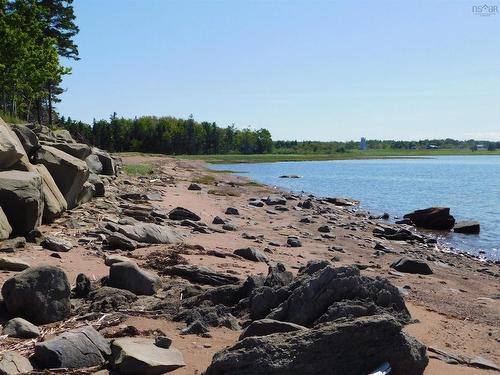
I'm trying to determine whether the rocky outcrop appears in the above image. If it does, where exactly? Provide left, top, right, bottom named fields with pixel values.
left=403, top=207, right=455, bottom=230
left=92, top=147, right=115, bottom=175
left=0, top=207, right=12, bottom=240
left=1, top=265, right=71, bottom=324
left=0, top=171, right=44, bottom=236
left=34, top=326, right=111, bottom=369
left=239, top=319, right=307, bottom=340
left=9, top=123, right=40, bottom=160
left=36, top=145, right=89, bottom=209
left=205, top=315, right=428, bottom=375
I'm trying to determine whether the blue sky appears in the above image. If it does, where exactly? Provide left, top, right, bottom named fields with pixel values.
left=59, top=1, right=500, bottom=141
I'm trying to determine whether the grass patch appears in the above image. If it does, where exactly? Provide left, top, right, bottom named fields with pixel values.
left=192, top=174, right=216, bottom=185
left=207, top=188, right=241, bottom=197
left=175, top=149, right=500, bottom=164
left=122, top=163, right=154, bottom=176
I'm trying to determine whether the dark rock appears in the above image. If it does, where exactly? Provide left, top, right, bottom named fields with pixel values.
left=73, top=273, right=91, bottom=298
left=89, top=287, right=137, bottom=312
left=318, top=225, right=330, bottom=233
left=49, top=142, right=92, bottom=160
left=108, top=261, right=161, bottom=295
left=181, top=320, right=210, bottom=335
left=205, top=315, right=428, bottom=375
left=403, top=207, right=455, bottom=230
left=34, top=326, right=111, bottom=369
left=248, top=200, right=264, bottom=207
left=2, top=317, right=40, bottom=338
left=1, top=266, right=71, bottom=324
left=212, top=216, right=225, bottom=225
left=454, top=221, right=480, bottom=234
left=0, top=256, right=30, bottom=271
left=188, top=183, right=202, bottom=191
left=169, top=207, right=201, bottom=221
left=391, top=257, right=433, bottom=275
left=106, top=232, right=138, bottom=250
left=264, top=263, right=293, bottom=288
left=234, top=247, right=268, bottom=262
left=239, top=319, right=307, bottom=340
left=163, top=265, right=239, bottom=286
left=225, top=207, right=239, bottom=215
left=155, top=336, right=172, bottom=349
left=10, top=123, right=40, bottom=159
left=287, top=238, right=302, bottom=247
left=175, top=304, right=240, bottom=331
left=301, top=200, right=313, bottom=209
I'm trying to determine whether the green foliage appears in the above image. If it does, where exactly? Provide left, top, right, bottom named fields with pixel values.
left=122, top=163, right=154, bottom=176
left=0, top=0, right=78, bottom=123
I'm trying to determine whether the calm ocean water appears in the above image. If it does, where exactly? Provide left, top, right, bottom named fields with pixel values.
left=211, top=156, right=500, bottom=260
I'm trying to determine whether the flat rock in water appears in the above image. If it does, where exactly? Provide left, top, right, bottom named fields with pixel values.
left=454, top=221, right=480, bottom=235
left=42, top=236, right=73, bottom=252
left=111, top=337, right=185, bottom=374
left=0, top=257, right=30, bottom=271
left=108, top=261, right=161, bottom=295
left=325, top=197, right=359, bottom=206
left=2, top=317, right=40, bottom=338
left=205, top=315, right=428, bottom=375
left=391, top=257, right=433, bottom=275
left=168, top=207, right=200, bottom=221
left=234, top=247, right=268, bottom=262
left=0, top=351, right=33, bottom=375
left=34, top=326, right=111, bottom=369
left=239, top=319, right=307, bottom=340
left=403, top=207, right=455, bottom=230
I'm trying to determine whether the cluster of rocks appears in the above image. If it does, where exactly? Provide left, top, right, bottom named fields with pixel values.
left=176, top=260, right=429, bottom=374
left=0, top=116, right=118, bottom=240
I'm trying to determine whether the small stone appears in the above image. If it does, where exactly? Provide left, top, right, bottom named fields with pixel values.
left=225, top=207, right=239, bottom=215
left=3, top=317, right=40, bottom=338
left=188, top=183, right=202, bottom=191
left=42, top=236, right=73, bottom=252
left=154, top=336, right=172, bottom=349
left=222, top=223, right=237, bottom=231
left=212, top=216, right=225, bottom=225
left=0, top=257, right=30, bottom=271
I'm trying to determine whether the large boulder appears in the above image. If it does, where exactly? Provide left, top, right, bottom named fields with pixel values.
left=31, top=164, right=67, bottom=221
left=239, top=319, right=307, bottom=340
left=9, top=123, right=40, bottom=160
left=49, top=142, right=92, bottom=160
left=0, top=207, right=12, bottom=240
left=36, top=145, right=89, bottom=209
left=0, top=171, right=44, bottom=236
left=34, top=326, right=111, bottom=369
left=0, top=118, right=26, bottom=169
left=205, top=315, right=428, bottom=375
left=1, top=265, right=71, bottom=324
left=110, top=337, right=185, bottom=374
left=108, top=261, right=162, bottom=295
left=403, top=207, right=455, bottom=230
left=2, top=317, right=40, bottom=338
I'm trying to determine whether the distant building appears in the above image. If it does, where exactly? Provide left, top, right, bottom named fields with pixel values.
left=426, top=144, right=438, bottom=149
left=476, top=144, right=487, bottom=151
left=360, top=137, right=367, bottom=150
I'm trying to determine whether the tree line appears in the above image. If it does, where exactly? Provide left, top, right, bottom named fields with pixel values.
left=59, top=114, right=274, bottom=155
left=0, top=0, right=78, bottom=125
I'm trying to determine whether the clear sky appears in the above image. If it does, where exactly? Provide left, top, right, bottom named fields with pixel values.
left=59, top=0, right=500, bottom=141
